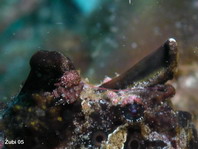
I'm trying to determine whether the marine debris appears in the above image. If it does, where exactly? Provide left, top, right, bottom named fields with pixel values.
left=2, top=39, right=198, bottom=149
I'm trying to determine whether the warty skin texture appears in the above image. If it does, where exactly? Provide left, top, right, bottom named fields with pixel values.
left=2, top=39, right=198, bottom=149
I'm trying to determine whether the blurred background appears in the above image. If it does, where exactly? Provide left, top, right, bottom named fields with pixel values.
left=0, top=0, right=198, bottom=128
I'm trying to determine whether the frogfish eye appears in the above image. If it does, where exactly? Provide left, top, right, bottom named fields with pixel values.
left=122, top=103, right=144, bottom=122
left=127, top=138, right=141, bottom=149
left=91, top=131, right=107, bottom=147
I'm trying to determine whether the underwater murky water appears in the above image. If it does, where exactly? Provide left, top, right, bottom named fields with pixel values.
left=0, top=0, right=198, bottom=148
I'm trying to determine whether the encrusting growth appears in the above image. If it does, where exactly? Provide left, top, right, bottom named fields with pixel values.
left=2, top=39, right=198, bottom=149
